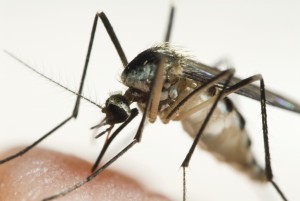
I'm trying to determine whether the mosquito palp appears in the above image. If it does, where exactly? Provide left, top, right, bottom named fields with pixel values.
left=2, top=3, right=299, bottom=201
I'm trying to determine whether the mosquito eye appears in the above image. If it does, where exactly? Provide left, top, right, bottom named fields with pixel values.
left=106, top=104, right=128, bottom=123
left=104, top=94, right=131, bottom=124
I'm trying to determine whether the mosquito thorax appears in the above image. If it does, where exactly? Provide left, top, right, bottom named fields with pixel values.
left=120, top=45, right=187, bottom=113
left=121, top=49, right=162, bottom=93
left=102, top=94, right=131, bottom=125
left=121, top=45, right=182, bottom=93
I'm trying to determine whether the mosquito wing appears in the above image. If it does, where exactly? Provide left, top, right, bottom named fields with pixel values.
left=181, top=59, right=300, bottom=113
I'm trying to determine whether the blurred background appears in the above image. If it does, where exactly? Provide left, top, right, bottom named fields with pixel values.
left=0, top=0, right=300, bottom=200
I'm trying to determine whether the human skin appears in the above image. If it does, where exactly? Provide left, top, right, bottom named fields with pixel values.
left=0, top=147, right=170, bottom=201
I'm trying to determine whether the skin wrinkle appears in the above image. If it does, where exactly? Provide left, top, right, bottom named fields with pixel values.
left=0, top=147, right=170, bottom=201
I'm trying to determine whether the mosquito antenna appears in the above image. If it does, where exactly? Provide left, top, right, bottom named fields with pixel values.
left=3, top=50, right=102, bottom=109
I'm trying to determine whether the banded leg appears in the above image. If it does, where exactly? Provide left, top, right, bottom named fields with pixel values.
left=1, top=11, right=127, bottom=164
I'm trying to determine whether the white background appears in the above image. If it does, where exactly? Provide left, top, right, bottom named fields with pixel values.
left=0, top=0, right=300, bottom=201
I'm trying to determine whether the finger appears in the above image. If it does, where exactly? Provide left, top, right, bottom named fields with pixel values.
left=0, top=147, right=170, bottom=201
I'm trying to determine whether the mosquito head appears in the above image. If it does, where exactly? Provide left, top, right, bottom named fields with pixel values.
left=100, top=94, right=131, bottom=126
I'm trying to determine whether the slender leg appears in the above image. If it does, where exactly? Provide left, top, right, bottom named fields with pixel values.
left=0, top=116, right=73, bottom=164
left=91, top=57, right=166, bottom=172
left=181, top=69, right=235, bottom=201
left=181, top=73, right=288, bottom=201
left=0, top=54, right=76, bottom=164
left=43, top=139, right=138, bottom=201
left=165, top=69, right=234, bottom=122
left=76, top=11, right=130, bottom=172
left=164, top=5, right=175, bottom=42
left=148, top=58, right=165, bottom=122
left=42, top=56, right=167, bottom=200
left=90, top=11, right=169, bottom=165
left=73, top=11, right=128, bottom=118
left=97, top=12, right=128, bottom=67
left=223, top=75, right=288, bottom=201
left=1, top=11, right=127, bottom=164
left=91, top=108, right=138, bottom=172
left=135, top=58, right=165, bottom=141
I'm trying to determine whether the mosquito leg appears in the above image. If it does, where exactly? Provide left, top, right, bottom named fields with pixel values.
left=42, top=139, right=139, bottom=201
left=98, top=12, right=128, bottom=67
left=0, top=12, right=127, bottom=164
left=73, top=11, right=128, bottom=118
left=1, top=51, right=77, bottom=164
left=43, top=56, right=166, bottom=200
left=91, top=57, right=165, bottom=173
left=44, top=74, right=162, bottom=200
left=91, top=109, right=138, bottom=172
left=181, top=69, right=235, bottom=201
left=164, top=5, right=175, bottom=42
left=222, top=75, right=288, bottom=201
left=0, top=116, right=73, bottom=164
left=135, top=57, right=165, bottom=141
left=165, top=69, right=235, bottom=122
left=87, top=9, right=166, bottom=172
left=91, top=11, right=167, bottom=170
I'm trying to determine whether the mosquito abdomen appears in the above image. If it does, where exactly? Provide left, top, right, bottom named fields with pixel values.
left=181, top=97, right=266, bottom=181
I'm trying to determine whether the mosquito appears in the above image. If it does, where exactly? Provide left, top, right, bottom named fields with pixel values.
left=2, top=4, right=299, bottom=201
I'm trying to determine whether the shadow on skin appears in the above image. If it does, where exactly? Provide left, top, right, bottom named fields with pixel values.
left=0, top=147, right=170, bottom=201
